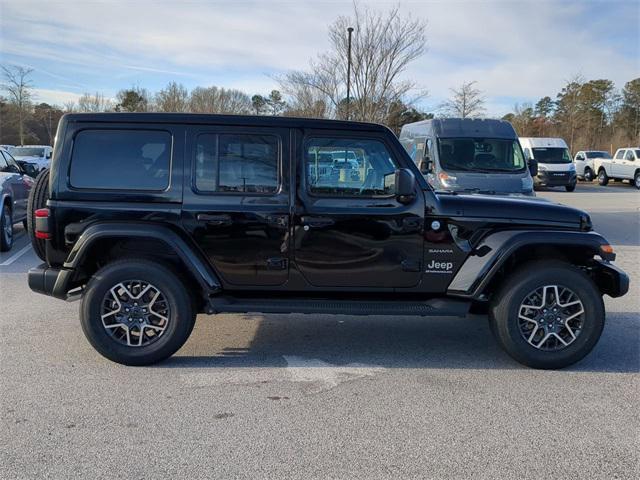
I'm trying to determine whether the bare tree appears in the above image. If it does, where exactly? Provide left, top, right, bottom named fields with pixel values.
left=154, top=82, right=189, bottom=112
left=189, top=86, right=251, bottom=114
left=440, top=81, right=486, bottom=118
left=63, top=101, right=76, bottom=113
left=77, top=92, right=112, bottom=112
left=1, top=65, right=34, bottom=144
left=279, top=3, right=427, bottom=122
left=282, top=82, right=328, bottom=118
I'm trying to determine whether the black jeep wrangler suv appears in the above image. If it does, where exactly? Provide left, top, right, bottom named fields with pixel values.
left=27, top=113, right=628, bottom=368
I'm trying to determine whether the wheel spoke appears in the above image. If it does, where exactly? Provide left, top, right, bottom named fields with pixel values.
left=101, top=280, right=170, bottom=348
left=518, top=284, right=585, bottom=352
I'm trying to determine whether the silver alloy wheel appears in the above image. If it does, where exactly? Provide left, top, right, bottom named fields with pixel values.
left=518, top=285, right=585, bottom=351
left=101, top=280, right=170, bottom=347
left=3, top=209, right=12, bottom=244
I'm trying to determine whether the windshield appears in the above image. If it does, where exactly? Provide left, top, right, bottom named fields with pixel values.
left=10, top=147, right=45, bottom=157
left=531, top=147, right=571, bottom=164
left=437, top=138, right=525, bottom=172
left=585, top=151, right=611, bottom=159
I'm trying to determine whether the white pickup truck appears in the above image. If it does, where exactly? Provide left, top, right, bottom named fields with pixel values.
left=573, top=150, right=611, bottom=182
left=596, top=147, right=640, bottom=189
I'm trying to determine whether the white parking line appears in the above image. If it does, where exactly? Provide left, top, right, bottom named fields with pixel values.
left=0, top=244, right=33, bottom=266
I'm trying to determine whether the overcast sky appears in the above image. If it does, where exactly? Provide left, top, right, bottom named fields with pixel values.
left=1, top=0, right=638, bottom=116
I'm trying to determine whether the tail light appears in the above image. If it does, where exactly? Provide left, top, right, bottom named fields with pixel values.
left=34, top=208, right=51, bottom=239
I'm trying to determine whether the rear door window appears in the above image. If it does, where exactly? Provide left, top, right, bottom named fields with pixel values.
left=194, top=133, right=279, bottom=194
left=70, top=129, right=172, bottom=190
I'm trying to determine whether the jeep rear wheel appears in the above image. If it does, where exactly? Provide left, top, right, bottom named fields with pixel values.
left=27, top=168, right=49, bottom=260
left=81, top=259, right=196, bottom=366
left=489, top=261, right=604, bottom=369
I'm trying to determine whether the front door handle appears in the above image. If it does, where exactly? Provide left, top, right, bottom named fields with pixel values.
left=301, top=216, right=335, bottom=228
left=197, top=213, right=232, bottom=226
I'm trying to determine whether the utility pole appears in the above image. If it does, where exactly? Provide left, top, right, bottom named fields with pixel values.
left=346, top=26, right=354, bottom=120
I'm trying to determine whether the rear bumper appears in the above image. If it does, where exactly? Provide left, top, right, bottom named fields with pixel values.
left=28, top=263, right=76, bottom=300
left=591, top=260, right=629, bottom=298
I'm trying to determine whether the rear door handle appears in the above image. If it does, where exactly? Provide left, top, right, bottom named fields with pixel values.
left=197, top=213, right=232, bottom=226
left=301, top=216, right=335, bottom=228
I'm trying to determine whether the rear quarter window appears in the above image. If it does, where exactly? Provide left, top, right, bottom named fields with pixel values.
left=69, top=129, right=172, bottom=190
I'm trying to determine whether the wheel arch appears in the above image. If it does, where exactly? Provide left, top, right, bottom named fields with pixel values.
left=447, top=230, right=620, bottom=300
left=60, top=223, right=221, bottom=306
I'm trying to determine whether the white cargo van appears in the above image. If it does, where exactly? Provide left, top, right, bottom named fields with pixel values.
left=519, top=138, right=577, bottom=191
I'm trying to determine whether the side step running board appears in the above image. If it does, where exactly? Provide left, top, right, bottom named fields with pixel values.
left=207, top=297, right=470, bottom=317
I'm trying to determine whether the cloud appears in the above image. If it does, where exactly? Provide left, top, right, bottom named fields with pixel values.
left=1, top=0, right=638, bottom=116
left=31, top=88, right=83, bottom=105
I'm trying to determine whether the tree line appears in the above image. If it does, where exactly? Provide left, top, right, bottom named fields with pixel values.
left=502, top=76, right=639, bottom=153
left=1, top=2, right=638, bottom=153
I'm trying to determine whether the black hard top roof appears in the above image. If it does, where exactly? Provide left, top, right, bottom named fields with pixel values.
left=400, top=117, right=517, bottom=140
left=62, top=112, right=389, bottom=132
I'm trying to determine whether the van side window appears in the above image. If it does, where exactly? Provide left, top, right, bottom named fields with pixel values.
left=70, top=130, right=171, bottom=190
left=615, top=150, right=625, bottom=159
left=194, top=133, right=279, bottom=194
left=625, top=150, right=634, bottom=161
left=305, top=137, right=398, bottom=197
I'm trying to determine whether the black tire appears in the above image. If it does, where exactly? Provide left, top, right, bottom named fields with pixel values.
left=81, top=259, right=196, bottom=366
left=583, top=168, right=593, bottom=182
left=634, top=171, right=640, bottom=190
left=597, top=169, right=609, bottom=186
left=565, top=183, right=576, bottom=192
left=489, top=261, right=604, bottom=369
left=0, top=203, right=14, bottom=252
left=27, top=168, right=49, bottom=261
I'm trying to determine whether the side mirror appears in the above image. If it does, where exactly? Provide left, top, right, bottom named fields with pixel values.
left=22, top=163, right=39, bottom=177
left=46, top=152, right=52, bottom=159
left=528, top=159, right=538, bottom=177
left=419, top=158, right=433, bottom=174
left=395, top=168, right=416, bottom=204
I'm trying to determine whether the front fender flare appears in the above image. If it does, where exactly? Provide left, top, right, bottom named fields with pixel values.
left=447, top=230, right=613, bottom=299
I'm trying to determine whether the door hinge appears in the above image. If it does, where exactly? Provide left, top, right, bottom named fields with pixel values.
left=402, top=217, right=423, bottom=231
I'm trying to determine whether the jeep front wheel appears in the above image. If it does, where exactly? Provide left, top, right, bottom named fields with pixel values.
left=81, top=259, right=196, bottom=366
left=489, top=261, right=604, bottom=369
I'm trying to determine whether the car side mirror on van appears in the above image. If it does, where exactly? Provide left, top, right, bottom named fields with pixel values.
left=528, top=158, right=538, bottom=177
left=46, top=152, right=52, bottom=159
left=395, top=168, right=416, bottom=204
left=419, top=157, right=433, bottom=174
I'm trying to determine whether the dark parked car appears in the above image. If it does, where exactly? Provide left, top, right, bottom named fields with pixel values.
left=27, top=113, right=628, bottom=369
left=0, top=148, right=34, bottom=251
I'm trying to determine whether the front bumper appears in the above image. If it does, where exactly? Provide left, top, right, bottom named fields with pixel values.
left=535, top=170, right=577, bottom=187
left=591, top=260, right=629, bottom=298
left=28, top=263, right=77, bottom=300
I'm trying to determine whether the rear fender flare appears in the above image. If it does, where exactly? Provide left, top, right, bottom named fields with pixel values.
left=61, top=223, right=221, bottom=295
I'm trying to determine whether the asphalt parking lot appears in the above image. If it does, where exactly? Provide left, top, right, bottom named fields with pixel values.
left=1, top=182, right=638, bottom=479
